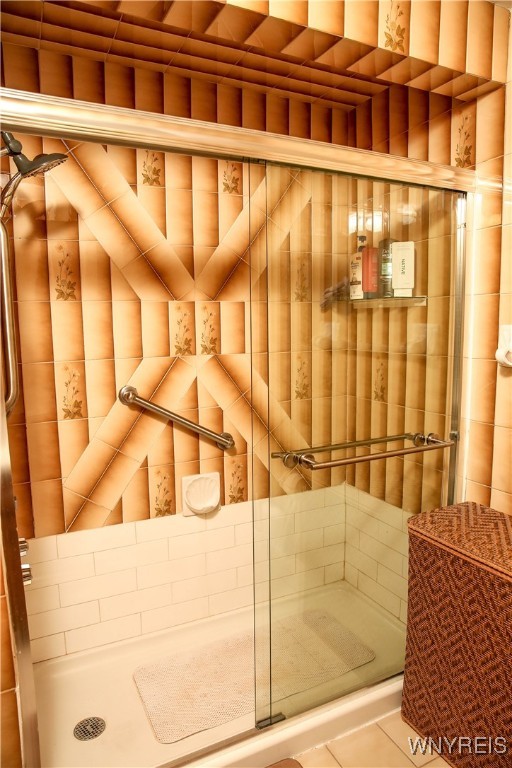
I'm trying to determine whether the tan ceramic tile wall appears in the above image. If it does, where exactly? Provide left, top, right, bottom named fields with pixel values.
left=492, top=33, right=512, bottom=515
left=6, top=136, right=258, bottom=537
left=0, top=6, right=508, bottom=535
left=266, top=165, right=458, bottom=514
left=456, top=30, right=511, bottom=514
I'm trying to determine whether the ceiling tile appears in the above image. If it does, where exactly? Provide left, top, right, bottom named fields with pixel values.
left=205, top=3, right=265, bottom=42
left=113, top=19, right=185, bottom=53
left=235, top=50, right=301, bottom=77
left=281, top=28, right=337, bottom=60
left=314, top=38, right=374, bottom=71
left=348, top=48, right=404, bottom=78
left=1, top=1, right=43, bottom=21
left=83, top=1, right=119, bottom=11
left=289, top=66, right=386, bottom=97
left=167, top=51, right=237, bottom=79
left=220, top=65, right=293, bottom=91
left=161, top=0, right=224, bottom=34
left=177, top=36, right=245, bottom=65
left=377, top=57, right=434, bottom=86
left=1, top=0, right=504, bottom=115
left=43, top=1, right=120, bottom=37
left=41, top=23, right=112, bottom=54
left=433, top=73, right=482, bottom=98
left=244, top=15, right=304, bottom=52
left=451, top=79, right=504, bottom=102
left=407, top=65, right=462, bottom=92
left=107, top=37, right=174, bottom=68
left=39, top=36, right=109, bottom=61
left=0, top=11, right=42, bottom=42
left=116, top=1, right=168, bottom=23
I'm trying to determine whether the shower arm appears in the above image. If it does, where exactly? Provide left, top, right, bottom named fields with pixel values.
left=0, top=220, right=19, bottom=416
left=0, top=173, right=23, bottom=220
left=272, top=432, right=454, bottom=470
left=118, top=385, right=235, bottom=450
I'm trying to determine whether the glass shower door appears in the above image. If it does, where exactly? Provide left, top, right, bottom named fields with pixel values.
left=258, top=162, right=464, bottom=722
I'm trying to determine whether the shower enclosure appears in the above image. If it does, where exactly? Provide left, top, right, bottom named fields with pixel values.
left=0, top=90, right=470, bottom=768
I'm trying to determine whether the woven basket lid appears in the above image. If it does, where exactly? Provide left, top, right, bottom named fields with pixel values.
left=408, top=501, right=512, bottom=577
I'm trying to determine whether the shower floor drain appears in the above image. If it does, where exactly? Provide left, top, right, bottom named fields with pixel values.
left=73, top=717, right=106, bottom=741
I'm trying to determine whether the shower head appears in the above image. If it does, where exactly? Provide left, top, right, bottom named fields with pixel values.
left=12, top=152, right=68, bottom=177
left=1, top=148, right=68, bottom=220
left=1, top=131, right=67, bottom=176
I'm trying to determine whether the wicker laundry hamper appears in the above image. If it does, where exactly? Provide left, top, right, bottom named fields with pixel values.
left=401, top=501, right=512, bottom=768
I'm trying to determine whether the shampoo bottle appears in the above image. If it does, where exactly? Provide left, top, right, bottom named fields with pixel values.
left=349, top=236, right=365, bottom=300
left=362, top=241, right=379, bottom=299
left=378, top=238, right=397, bottom=298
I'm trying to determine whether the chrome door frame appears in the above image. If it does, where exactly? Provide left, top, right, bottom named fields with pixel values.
left=0, top=88, right=476, bottom=193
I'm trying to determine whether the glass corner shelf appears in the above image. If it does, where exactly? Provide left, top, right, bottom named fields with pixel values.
left=350, top=296, right=427, bottom=309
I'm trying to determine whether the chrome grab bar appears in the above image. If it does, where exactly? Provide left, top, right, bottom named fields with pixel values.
left=118, top=385, right=235, bottom=450
left=0, top=220, right=19, bottom=416
left=272, top=432, right=454, bottom=470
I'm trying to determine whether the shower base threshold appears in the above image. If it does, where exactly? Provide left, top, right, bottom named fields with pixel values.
left=33, top=581, right=405, bottom=768
left=188, top=676, right=404, bottom=768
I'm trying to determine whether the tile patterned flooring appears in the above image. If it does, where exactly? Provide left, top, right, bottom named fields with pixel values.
left=291, top=710, right=451, bottom=768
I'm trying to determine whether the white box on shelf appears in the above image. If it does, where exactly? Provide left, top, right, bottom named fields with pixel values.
left=391, top=241, right=415, bottom=298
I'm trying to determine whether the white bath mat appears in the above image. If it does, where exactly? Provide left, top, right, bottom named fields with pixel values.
left=133, top=609, right=375, bottom=744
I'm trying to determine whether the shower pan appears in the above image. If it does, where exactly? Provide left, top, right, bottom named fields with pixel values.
left=0, top=90, right=472, bottom=768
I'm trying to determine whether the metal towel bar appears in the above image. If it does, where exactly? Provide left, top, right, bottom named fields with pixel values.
left=272, top=432, right=453, bottom=470
left=272, top=432, right=417, bottom=462
left=118, top=385, right=235, bottom=450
